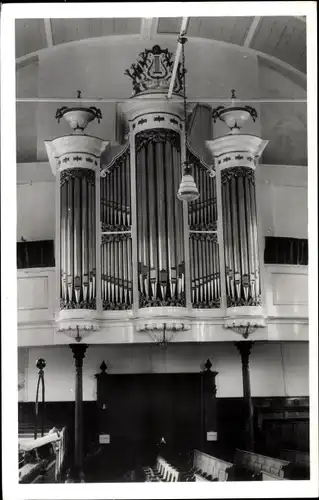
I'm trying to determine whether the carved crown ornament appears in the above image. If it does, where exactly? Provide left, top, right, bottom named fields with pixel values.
left=124, top=45, right=184, bottom=97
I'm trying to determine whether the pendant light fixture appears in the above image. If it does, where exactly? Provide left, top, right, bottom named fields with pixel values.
left=177, top=33, right=200, bottom=202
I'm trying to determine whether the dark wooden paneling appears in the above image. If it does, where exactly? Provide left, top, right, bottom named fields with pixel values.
left=17, top=240, right=55, bottom=269
left=264, top=237, right=308, bottom=265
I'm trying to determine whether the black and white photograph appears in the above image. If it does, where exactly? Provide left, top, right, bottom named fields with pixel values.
left=1, top=2, right=318, bottom=499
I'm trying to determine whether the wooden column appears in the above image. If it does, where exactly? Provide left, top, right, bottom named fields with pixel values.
left=70, top=343, right=88, bottom=482
left=202, top=359, right=218, bottom=451
left=236, top=341, right=254, bottom=451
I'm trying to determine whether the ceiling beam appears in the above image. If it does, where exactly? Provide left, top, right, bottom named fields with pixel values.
left=44, top=19, right=53, bottom=48
left=243, top=16, right=261, bottom=48
left=140, top=18, right=159, bottom=40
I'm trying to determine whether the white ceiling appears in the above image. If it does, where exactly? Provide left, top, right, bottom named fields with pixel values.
left=15, top=16, right=306, bottom=74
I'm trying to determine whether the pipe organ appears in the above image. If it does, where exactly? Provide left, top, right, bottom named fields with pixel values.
left=44, top=45, right=268, bottom=339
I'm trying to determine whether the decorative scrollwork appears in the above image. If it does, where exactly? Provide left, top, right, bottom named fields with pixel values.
left=226, top=295, right=262, bottom=307
left=135, top=128, right=181, bottom=152
left=124, top=45, right=183, bottom=97
left=55, top=106, right=102, bottom=124
left=60, top=298, right=96, bottom=310
left=102, top=301, right=132, bottom=311
left=192, top=298, right=221, bottom=309
left=189, top=222, right=217, bottom=232
left=221, top=167, right=255, bottom=184
left=101, top=223, right=131, bottom=232
left=190, top=232, right=218, bottom=242
left=101, top=233, right=131, bottom=243
left=60, top=168, right=95, bottom=186
left=139, top=293, right=186, bottom=308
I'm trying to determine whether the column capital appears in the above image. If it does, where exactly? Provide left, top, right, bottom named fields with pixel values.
left=235, top=341, right=254, bottom=365
left=45, top=135, right=109, bottom=176
left=70, top=344, right=88, bottom=366
left=205, top=135, right=268, bottom=172
left=118, top=95, right=185, bottom=136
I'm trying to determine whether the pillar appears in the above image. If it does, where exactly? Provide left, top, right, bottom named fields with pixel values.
left=236, top=341, right=254, bottom=451
left=45, top=101, right=109, bottom=337
left=202, top=359, right=218, bottom=452
left=95, top=361, right=109, bottom=437
left=70, top=343, right=88, bottom=482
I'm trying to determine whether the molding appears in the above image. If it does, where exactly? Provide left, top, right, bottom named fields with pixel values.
left=206, top=135, right=268, bottom=161
left=17, top=267, right=56, bottom=276
left=100, top=143, right=130, bottom=176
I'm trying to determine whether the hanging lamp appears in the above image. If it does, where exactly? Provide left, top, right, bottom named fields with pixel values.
left=177, top=33, right=199, bottom=202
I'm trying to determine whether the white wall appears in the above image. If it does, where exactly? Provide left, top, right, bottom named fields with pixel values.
left=257, top=165, right=307, bottom=239
left=17, top=181, right=55, bottom=241
left=272, top=185, right=308, bottom=238
left=20, top=342, right=309, bottom=402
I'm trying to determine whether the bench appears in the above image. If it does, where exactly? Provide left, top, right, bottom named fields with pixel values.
left=280, top=449, right=309, bottom=469
left=150, top=456, right=180, bottom=482
left=262, top=471, right=289, bottom=481
left=234, top=449, right=290, bottom=479
left=193, top=450, right=234, bottom=482
left=280, top=449, right=310, bottom=479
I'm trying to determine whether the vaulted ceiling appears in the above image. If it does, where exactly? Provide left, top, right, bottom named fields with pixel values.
left=15, top=16, right=308, bottom=179
left=16, top=16, right=306, bottom=74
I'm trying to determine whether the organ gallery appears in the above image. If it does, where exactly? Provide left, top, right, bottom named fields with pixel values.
left=12, top=13, right=311, bottom=489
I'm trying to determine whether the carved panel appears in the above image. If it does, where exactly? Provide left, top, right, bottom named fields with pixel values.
left=18, top=276, right=49, bottom=311
left=273, top=273, right=308, bottom=305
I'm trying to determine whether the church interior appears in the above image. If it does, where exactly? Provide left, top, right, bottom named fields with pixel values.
left=15, top=15, right=310, bottom=484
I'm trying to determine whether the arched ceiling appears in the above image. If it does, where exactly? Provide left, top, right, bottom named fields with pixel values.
left=16, top=16, right=306, bottom=74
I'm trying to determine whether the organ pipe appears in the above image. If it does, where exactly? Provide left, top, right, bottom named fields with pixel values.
left=100, top=151, right=133, bottom=310
left=221, top=167, right=261, bottom=307
left=188, top=151, right=221, bottom=309
left=60, top=169, right=96, bottom=309
left=135, top=129, right=186, bottom=308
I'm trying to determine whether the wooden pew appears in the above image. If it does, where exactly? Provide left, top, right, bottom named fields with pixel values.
left=262, top=471, right=289, bottom=481
left=234, top=449, right=290, bottom=479
left=193, top=450, right=234, bottom=482
left=153, top=456, right=180, bottom=482
left=280, top=449, right=310, bottom=479
left=280, top=449, right=309, bottom=469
